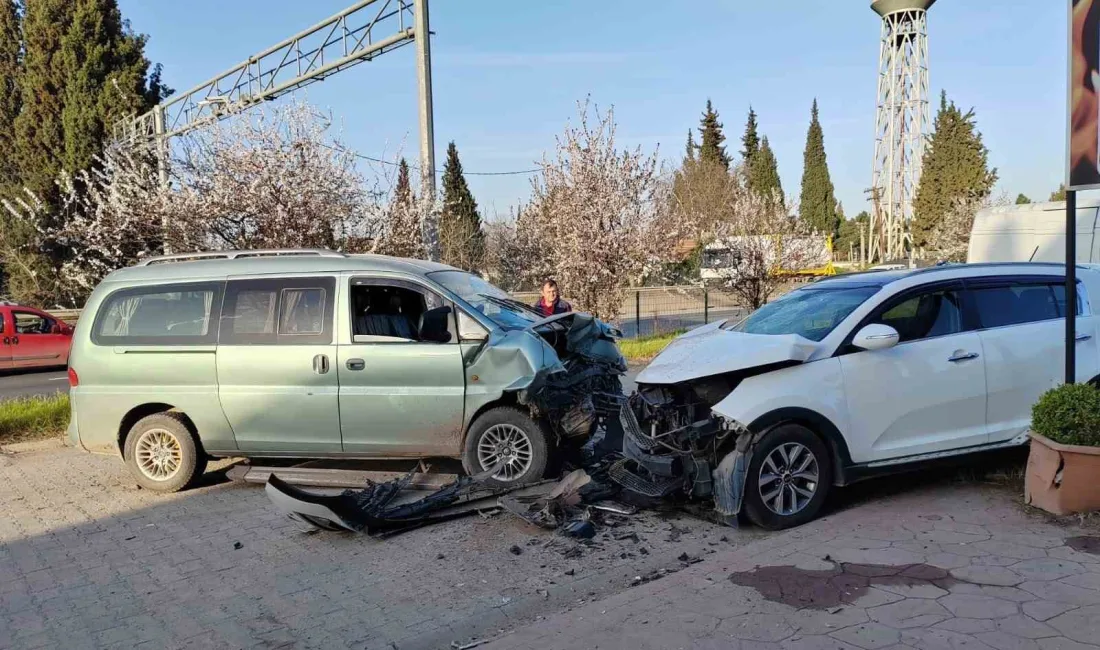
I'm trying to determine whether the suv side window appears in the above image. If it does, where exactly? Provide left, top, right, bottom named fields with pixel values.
left=92, top=283, right=223, bottom=345
left=869, top=286, right=963, bottom=344
left=970, top=281, right=1077, bottom=329
left=220, top=277, right=335, bottom=345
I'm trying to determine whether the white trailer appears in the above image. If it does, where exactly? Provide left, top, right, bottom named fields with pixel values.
left=967, top=198, right=1100, bottom=264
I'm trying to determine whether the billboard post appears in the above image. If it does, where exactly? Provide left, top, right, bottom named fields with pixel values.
left=1065, top=0, right=1100, bottom=382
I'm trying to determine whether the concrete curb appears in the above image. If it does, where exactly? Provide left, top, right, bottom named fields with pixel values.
left=0, top=436, right=67, bottom=454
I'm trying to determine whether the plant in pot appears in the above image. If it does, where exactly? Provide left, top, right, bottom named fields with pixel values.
left=1026, top=383, right=1100, bottom=515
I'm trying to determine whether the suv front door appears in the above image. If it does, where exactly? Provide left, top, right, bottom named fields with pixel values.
left=969, top=276, right=1097, bottom=444
left=216, top=276, right=341, bottom=453
left=839, top=281, right=989, bottom=463
left=337, top=276, right=466, bottom=456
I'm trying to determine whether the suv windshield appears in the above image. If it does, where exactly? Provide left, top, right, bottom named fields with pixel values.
left=428, top=270, right=541, bottom=328
left=728, top=285, right=880, bottom=341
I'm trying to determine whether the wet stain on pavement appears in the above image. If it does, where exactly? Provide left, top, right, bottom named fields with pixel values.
left=728, top=563, right=957, bottom=609
left=1066, top=536, right=1100, bottom=555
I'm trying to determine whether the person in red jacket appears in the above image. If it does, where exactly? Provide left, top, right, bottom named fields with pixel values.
left=533, top=279, right=572, bottom=317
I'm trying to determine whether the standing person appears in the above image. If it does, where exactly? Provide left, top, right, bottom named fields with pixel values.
left=534, top=279, right=572, bottom=316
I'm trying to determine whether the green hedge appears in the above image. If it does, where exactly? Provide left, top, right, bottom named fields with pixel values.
left=1031, top=383, right=1100, bottom=446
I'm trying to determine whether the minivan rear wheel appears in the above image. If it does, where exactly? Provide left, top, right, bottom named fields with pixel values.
left=743, top=423, right=832, bottom=530
left=123, top=413, right=206, bottom=493
left=462, top=407, right=550, bottom=488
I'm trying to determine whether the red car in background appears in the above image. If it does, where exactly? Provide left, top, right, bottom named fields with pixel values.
left=0, top=303, right=74, bottom=370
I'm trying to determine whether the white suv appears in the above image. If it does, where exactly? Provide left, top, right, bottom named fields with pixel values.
left=623, top=263, right=1099, bottom=530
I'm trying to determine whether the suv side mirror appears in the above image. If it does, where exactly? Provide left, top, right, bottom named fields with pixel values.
left=852, top=324, right=900, bottom=351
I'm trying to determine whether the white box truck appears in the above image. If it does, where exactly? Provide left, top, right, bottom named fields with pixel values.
left=967, top=198, right=1100, bottom=264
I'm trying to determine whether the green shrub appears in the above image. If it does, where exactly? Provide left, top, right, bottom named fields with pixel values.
left=1031, top=383, right=1100, bottom=446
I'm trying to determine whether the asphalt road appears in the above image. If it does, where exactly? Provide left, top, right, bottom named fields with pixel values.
left=0, top=369, right=69, bottom=401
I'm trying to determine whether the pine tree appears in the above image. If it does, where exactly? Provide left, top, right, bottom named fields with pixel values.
left=0, top=0, right=20, bottom=194
left=439, top=142, right=484, bottom=271
left=912, top=92, right=997, bottom=248
left=697, top=99, right=730, bottom=170
left=14, top=0, right=74, bottom=206
left=1051, top=184, right=1067, bottom=202
left=1015, top=194, right=1031, bottom=205
left=750, top=136, right=784, bottom=204
left=799, top=99, right=838, bottom=237
left=741, top=106, right=760, bottom=166
left=395, top=158, right=413, bottom=206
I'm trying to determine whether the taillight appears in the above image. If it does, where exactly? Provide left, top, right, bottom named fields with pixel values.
left=67, top=367, right=79, bottom=387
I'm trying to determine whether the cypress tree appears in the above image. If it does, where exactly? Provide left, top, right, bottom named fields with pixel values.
left=439, top=142, right=484, bottom=271
left=741, top=106, right=760, bottom=166
left=697, top=99, right=730, bottom=170
left=799, top=99, right=838, bottom=237
left=1051, top=184, right=1067, bottom=202
left=0, top=0, right=20, bottom=194
left=912, top=92, right=997, bottom=248
left=14, top=0, right=74, bottom=207
left=750, top=136, right=784, bottom=205
left=395, top=158, right=413, bottom=206
left=61, top=0, right=170, bottom=174
left=684, top=129, right=696, bottom=164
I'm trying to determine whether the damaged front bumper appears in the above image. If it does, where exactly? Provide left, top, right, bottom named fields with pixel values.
left=608, top=391, right=753, bottom=521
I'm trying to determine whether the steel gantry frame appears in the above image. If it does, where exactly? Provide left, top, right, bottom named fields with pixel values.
left=869, top=0, right=934, bottom=264
left=114, top=0, right=438, bottom=256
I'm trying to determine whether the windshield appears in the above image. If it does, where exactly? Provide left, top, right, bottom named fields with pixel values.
left=428, top=270, right=541, bottom=328
left=728, top=285, right=880, bottom=342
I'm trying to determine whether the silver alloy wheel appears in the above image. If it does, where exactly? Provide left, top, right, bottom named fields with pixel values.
left=758, top=442, right=819, bottom=517
left=477, top=423, right=534, bottom=481
left=134, top=428, right=183, bottom=482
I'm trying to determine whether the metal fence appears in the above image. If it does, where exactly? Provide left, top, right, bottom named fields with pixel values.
left=47, top=287, right=751, bottom=340
left=512, top=286, right=748, bottom=339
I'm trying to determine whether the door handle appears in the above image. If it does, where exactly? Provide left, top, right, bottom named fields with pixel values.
left=1077, top=334, right=1093, bottom=343
left=11, top=337, right=18, bottom=345
left=346, top=358, right=365, bottom=371
left=948, top=352, right=979, bottom=363
left=2, top=337, right=8, bottom=345
left=312, top=354, right=329, bottom=375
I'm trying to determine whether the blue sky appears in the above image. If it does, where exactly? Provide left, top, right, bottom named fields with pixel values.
left=117, top=0, right=1068, bottom=221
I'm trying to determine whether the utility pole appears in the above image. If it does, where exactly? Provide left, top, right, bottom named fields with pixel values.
left=414, top=0, right=439, bottom=261
left=153, top=105, right=170, bottom=253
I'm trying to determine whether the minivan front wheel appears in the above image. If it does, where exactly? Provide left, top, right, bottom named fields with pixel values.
left=123, top=413, right=206, bottom=493
left=462, top=407, right=550, bottom=488
left=743, top=423, right=832, bottom=530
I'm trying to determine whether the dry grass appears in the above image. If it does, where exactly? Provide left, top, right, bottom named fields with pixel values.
left=0, top=394, right=70, bottom=445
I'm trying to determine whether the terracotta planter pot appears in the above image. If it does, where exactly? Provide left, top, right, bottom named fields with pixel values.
left=1025, top=432, right=1100, bottom=515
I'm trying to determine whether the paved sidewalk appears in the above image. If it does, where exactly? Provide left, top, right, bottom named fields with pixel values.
left=485, top=483, right=1100, bottom=650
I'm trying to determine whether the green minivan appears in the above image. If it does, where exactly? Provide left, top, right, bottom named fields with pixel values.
left=67, top=249, right=625, bottom=492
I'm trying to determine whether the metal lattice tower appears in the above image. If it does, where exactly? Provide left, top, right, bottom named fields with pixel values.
left=869, top=0, right=934, bottom=263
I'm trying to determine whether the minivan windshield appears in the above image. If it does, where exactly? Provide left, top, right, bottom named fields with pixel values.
left=428, top=270, right=542, bottom=329
left=727, top=285, right=880, bottom=342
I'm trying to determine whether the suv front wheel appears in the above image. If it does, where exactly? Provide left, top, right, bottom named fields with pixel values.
left=743, top=423, right=832, bottom=530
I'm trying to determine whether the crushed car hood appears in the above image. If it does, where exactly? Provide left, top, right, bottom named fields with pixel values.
left=635, top=321, right=818, bottom=385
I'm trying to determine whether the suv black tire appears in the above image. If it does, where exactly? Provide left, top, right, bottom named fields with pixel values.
left=123, top=413, right=206, bottom=493
left=462, top=407, right=551, bottom=488
left=743, top=423, right=832, bottom=530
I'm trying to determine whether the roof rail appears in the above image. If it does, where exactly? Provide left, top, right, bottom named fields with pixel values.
left=135, top=249, right=347, bottom=266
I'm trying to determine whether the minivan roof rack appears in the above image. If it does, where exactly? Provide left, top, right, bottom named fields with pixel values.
left=135, top=249, right=347, bottom=266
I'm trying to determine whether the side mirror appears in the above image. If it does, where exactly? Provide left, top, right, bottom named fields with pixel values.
left=852, top=324, right=900, bottom=351
left=419, top=306, right=453, bottom=344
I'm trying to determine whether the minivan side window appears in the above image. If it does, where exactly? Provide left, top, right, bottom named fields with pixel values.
left=92, top=283, right=223, bottom=345
left=970, top=282, right=1079, bottom=329
left=349, top=277, right=455, bottom=344
left=220, top=277, right=335, bottom=345
left=870, top=287, right=963, bottom=344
